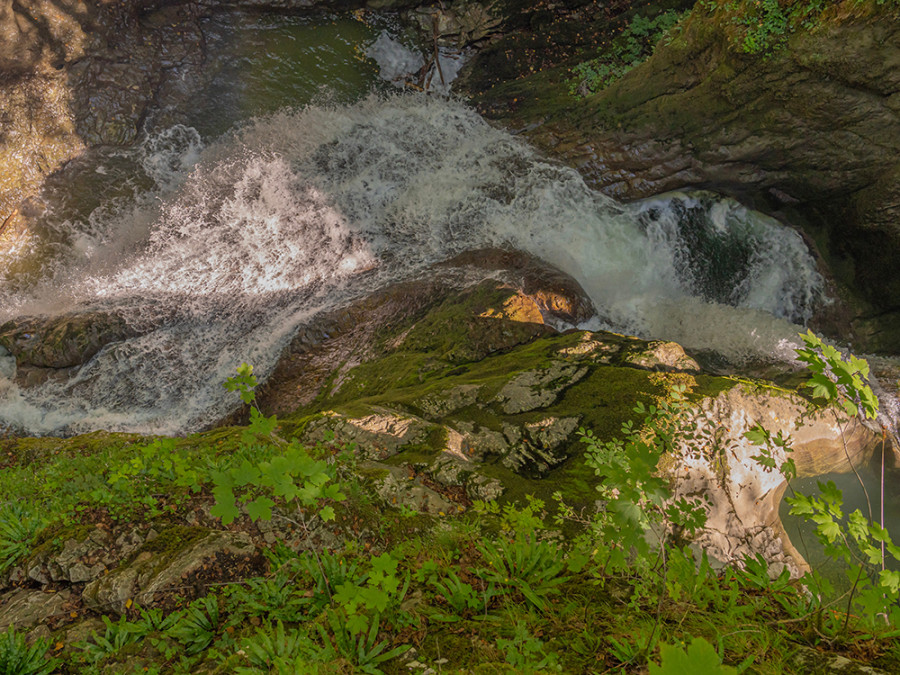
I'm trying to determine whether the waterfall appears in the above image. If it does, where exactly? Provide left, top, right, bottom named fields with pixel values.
left=0, top=95, right=826, bottom=436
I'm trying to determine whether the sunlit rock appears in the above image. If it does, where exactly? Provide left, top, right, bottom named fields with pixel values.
left=668, top=384, right=885, bottom=575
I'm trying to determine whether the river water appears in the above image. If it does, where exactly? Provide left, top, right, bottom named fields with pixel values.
left=0, top=12, right=830, bottom=437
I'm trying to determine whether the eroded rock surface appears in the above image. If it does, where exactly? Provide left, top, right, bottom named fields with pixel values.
left=668, top=384, right=884, bottom=574
left=0, top=312, right=138, bottom=370
left=82, top=530, right=261, bottom=615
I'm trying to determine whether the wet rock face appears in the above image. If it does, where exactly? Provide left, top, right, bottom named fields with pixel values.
left=0, top=73, right=85, bottom=235
left=0, top=312, right=139, bottom=371
left=0, top=0, right=182, bottom=224
left=0, top=0, right=97, bottom=74
left=467, top=7, right=900, bottom=342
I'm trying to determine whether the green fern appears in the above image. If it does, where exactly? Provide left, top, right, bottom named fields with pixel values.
left=0, top=626, right=60, bottom=675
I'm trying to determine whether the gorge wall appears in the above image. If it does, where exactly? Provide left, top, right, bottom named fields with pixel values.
left=462, top=1, right=900, bottom=352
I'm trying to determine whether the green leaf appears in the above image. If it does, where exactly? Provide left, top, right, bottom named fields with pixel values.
left=248, top=407, right=277, bottom=437
left=209, top=469, right=235, bottom=489
left=210, top=490, right=240, bottom=526
left=345, top=612, right=368, bottom=636
left=743, top=427, right=769, bottom=446
left=860, top=386, right=880, bottom=419
left=231, top=460, right=261, bottom=487
left=879, top=569, right=900, bottom=595
left=245, top=496, right=275, bottom=522
left=650, top=637, right=737, bottom=675
left=319, top=505, right=336, bottom=522
left=840, top=399, right=859, bottom=418
left=807, top=373, right=838, bottom=402
left=813, top=515, right=841, bottom=542
left=786, top=494, right=814, bottom=516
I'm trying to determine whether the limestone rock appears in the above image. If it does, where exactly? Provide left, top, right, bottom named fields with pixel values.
left=557, top=333, right=622, bottom=362
left=465, top=474, right=505, bottom=501
left=372, top=464, right=459, bottom=516
left=46, top=527, right=132, bottom=584
left=0, top=588, right=72, bottom=630
left=82, top=530, right=259, bottom=615
left=303, top=409, right=435, bottom=460
left=494, top=361, right=587, bottom=414
left=21, top=527, right=147, bottom=586
left=417, top=384, right=481, bottom=418
left=502, top=416, right=579, bottom=476
left=666, top=384, right=883, bottom=574
left=428, top=454, right=504, bottom=502
left=623, top=340, right=701, bottom=373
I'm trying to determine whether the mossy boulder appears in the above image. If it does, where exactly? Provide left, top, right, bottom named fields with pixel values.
left=259, top=250, right=888, bottom=574
left=82, top=529, right=261, bottom=616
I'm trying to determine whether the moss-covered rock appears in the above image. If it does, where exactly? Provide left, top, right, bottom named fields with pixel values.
left=82, top=528, right=261, bottom=615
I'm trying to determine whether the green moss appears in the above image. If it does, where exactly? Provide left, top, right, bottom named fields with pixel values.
left=139, top=525, right=209, bottom=557
left=27, top=522, right=97, bottom=559
left=0, top=431, right=141, bottom=467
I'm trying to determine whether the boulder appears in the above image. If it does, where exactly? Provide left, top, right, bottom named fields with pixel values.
left=257, top=249, right=595, bottom=416
left=303, top=409, right=437, bottom=461
left=0, top=311, right=139, bottom=370
left=82, top=529, right=261, bottom=615
left=0, top=588, right=72, bottom=630
left=493, top=362, right=588, bottom=414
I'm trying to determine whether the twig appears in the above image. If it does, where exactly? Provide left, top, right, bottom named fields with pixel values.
left=0, top=208, right=18, bottom=238
left=833, top=410, right=873, bottom=523
left=431, top=14, right=446, bottom=89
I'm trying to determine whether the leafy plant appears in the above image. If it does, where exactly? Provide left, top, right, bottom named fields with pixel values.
left=571, top=10, right=687, bottom=95
left=746, top=332, right=900, bottom=634
left=0, top=504, right=44, bottom=573
left=650, top=636, right=737, bottom=674
left=476, top=535, right=568, bottom=611
left=315, top=609, right=409, bottom=674
left=235, top=620, right=322, bottom=674
left=473, top=494, right=547, bottom=538
left=559, top=386, right=708, bottom=577
left=80, top=613, right=152, bottom=665
left=699, top=0, right=900, bottom=56
left=301, top=548, right=366, bottom=613
left=167, top=595, right=222, bottom=656
left=225, top=570, right=309, bottom=623
left=788, top=482, right=900, bottom=631
left=496, top=621, right=561, bottom=673
left=333, top=552, right=410, bottom=631
left=211, top=364, right=345, bottom=525
left=427, top=570, right=487, bottom=620
left=0, top=626, right=59, bottom=675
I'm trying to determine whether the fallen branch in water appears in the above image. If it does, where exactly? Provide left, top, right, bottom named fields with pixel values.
left=0, top=208, right=18, bottom=238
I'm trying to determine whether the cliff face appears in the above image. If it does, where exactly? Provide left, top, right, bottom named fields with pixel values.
left=0, top=0, right=370, bottom=237
left=467, top=3, right=900, bottom=350
left=0, top=0, right=191, bottom=234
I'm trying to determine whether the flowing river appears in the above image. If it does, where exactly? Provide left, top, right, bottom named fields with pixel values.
left=0, top=11, right=830, bottom=437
